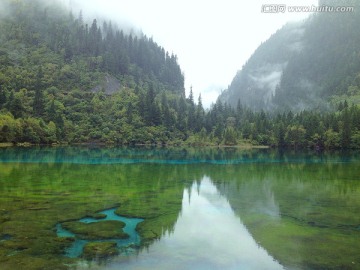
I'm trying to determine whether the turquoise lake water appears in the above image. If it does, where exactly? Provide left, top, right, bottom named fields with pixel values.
left=56, top=208, right=143, bottom=258
left=0, top=146, right=359, bottom=269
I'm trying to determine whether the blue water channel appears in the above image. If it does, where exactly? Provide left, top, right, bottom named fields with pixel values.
left=56, top=208, right=144, bottom=258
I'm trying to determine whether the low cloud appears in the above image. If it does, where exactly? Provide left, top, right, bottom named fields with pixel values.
left=200, top=85, right=223, bottom=109
left=248, top=63, right=286, bottom=101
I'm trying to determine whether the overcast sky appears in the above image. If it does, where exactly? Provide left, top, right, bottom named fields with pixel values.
left=67, top=0, right=318, bottom=108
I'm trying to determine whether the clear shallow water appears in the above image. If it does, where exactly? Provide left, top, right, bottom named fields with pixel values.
left=100, top=178, right=284, bottom=270
left=0, top=146, right=359, bottom=164
left=0, top=147, right=359, bottom=269
left=56, top=208, right=143, bottom=258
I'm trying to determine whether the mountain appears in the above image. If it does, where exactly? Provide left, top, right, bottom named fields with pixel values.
left=219, top=0, right=360, bottom=111
left=0, top=0, right=200, bottom=144
left=1, top=0, right=359, bottom=149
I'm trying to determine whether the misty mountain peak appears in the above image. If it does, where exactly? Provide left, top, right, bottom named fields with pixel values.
left=219, top=6, right=360, bottom=112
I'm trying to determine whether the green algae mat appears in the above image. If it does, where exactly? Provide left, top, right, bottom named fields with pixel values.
left=0, top=147, right=360, bottom=269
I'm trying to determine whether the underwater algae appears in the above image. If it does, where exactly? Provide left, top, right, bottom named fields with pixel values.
left=0, top=159, right=192, bottom=269
left=0, top=147, right=360, bottom=269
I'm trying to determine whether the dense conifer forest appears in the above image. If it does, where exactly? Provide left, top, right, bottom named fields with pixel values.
left=0, top=0, right=360, bottom=149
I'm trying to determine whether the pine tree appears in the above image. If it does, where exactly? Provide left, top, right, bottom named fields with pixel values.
left=187, top=87, right=196, bottom=131
left=177, top=97, right=187, bottom=132
left=340, top=107, right=351, bottom=148
left=10, top=95, right=24, bottom=119
left=0, top=85, right=6, bottom=109
left=33, top=66, right=45, bottom=117
left=188, top=86, right=194, bottom=104
left=195, top=94, right=205, bottom=132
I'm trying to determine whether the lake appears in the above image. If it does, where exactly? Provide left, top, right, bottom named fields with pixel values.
left=0, top=146, right=359, bottom=269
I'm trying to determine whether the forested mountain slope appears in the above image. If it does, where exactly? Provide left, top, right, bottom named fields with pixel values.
left=0, top=0, right=193, bottom=144
left=219, top=0, right=360, bottom=111
left=1, top=0, right=360, bottom=149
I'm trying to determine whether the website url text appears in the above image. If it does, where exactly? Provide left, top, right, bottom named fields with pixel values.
left=261, top=5, right=354, bottom=13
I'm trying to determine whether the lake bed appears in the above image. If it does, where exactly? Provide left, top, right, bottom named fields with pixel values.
left=0, top=147, right=359, bottom=269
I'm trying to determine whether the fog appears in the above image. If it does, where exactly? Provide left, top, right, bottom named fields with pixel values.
left=249, top=64, right=285, bottom=101
left=64, top=0, right=317, bottom=108
left=236, top=20, right=306, bottom=107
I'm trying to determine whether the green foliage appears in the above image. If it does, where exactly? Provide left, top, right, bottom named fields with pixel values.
left=0, top=112, right=58, bottom=143
left=202, top=100, right=360, bottom=149
left=224, top=127, right=237, bottom=146
left=285, top=125, right=306, bottom=148
left=0, top=0, right=359, bottom=149
left=324, top=129, right=340, bottom=149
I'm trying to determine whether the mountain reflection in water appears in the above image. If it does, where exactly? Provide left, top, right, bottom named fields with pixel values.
left=96, top=177, right=283, bottom=270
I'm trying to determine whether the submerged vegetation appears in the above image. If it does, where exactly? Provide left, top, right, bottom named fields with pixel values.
left=61, top=220, right=129, bottom=240
left=0, top=147, right=359, bottom=269
left=0, top=153, right=193, bottom=269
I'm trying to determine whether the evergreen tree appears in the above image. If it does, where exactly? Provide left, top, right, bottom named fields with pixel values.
left=177, top=97, right=187, bottom=132
left=0, top=86, right=6, bottom=109
left=9, top=95, right=24, bottom=119
left=33, top=66, right=45, bottom=117
left=47, top=100, right=57, bottom=122
left=142, top=84, right=161, bottom=126
left=195, top=94, right=205, bottom=132
left=187, top=87, right=196, bottom=131
left=340, top=107, right=351, bottom=148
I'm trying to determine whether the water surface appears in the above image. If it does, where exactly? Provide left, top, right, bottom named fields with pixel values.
left=100, top=177, right=284, bottom=270
left=0, top=147, right=359, bottom=269
left=56, top=208, right=143, bottom=258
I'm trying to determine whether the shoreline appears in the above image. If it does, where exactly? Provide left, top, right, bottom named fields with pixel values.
left=0, top=141, right=270, bottom=149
